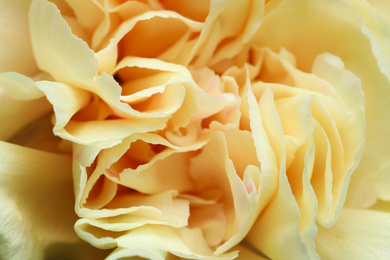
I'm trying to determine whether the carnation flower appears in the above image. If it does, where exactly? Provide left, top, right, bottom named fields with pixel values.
left=1, top=0, right=390, bottom=259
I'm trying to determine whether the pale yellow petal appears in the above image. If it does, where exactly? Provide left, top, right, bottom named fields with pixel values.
left=0, top=72, right=45, bottom=100
left=316, top=208, right=390, bottom=260
left=0, top=78, right=51, bottom=140
left=243, top=79, right=279, bottom=211
left=255, top=0, right=390, bottom=207
left=62, top=118, right=167, bottom=146
left=75, top=224, right=238, bottom=259
left=245, top=88, right=311, bottom=259
left=276, top=95, right=318, bottom=259
left=77, top=192, right=190, bottom=232
left=35, top=81, right=91, bottom=131
left=368, top=0, right=390, bottom=26
left=104, top=0, right=151, bottom=20
left=29, top=0, right=98, bottom=87
left=0, top=0, right=39, bottom=76
left=345, top=0, right=390, bottom=80
left=0, top=142, right=77, bottom=259
left=189, top=0, right=263, bottom=68
left=100, top=10, right=202, bottom=66
left=233, top=244, right=270, bottom=260
left=73, top=132, right=208, bottom=218
left=7, top=113, right=64, bottom=153
left=64, top=0, right=104, bottom=30
left=105, top=247, right=168, bottom=260
left=311, top=53, right=365, bottom=224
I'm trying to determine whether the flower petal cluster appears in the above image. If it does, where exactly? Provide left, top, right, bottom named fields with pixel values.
left=1, top=0, right=390, bottom=259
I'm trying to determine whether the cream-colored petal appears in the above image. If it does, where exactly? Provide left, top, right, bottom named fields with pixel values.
left=255, top=0, right=390, bottom=208
left=368, top=0, right=390, bottom=26
left=242, top=80, right=279, bottom=213
left=311, top=53, right=365, bottom=224
left=191, top=0, right=263, bottom=67
left=316, top=208, right=390, bottom=260
left=0, top=73, right=52, bottom=140
left=73, top=132, right=208, bottom=218
left=276, top=94, right=318, bottom=259
left=75, top=224, right=238, bottom=259
left=35, top=81, right=91, bottom=131
left=0, top=142, right=77, bottom=259
left=105, top=247, right=168, bottom=260
left=7, top=113, right=65, bottom=153
left=0, top=72, right=45, bottom=100
left=90, top=0, right=117, bottom=50
left=345, top=0, right=390, bottom=80
left=99, top=10, right=202, bottom=66
left=29, top=0, right=98, bottom=87
left=78, top=192, right=190, bottom=231
left=189, top=124, right=261, bottom=254
left=0, top=0, right=39, bottom=76
left=64, top=0, right=103, bottom=30
left=62, top=118, right=167, bottom=146
left=104, top=0, right=151, bottom=19
left=233, top=244, right=270, bottom=260
left=245, top=88, right=311, bottom=259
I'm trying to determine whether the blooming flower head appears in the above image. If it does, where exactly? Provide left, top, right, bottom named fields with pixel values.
left=1, top=0, right=390, bottom=259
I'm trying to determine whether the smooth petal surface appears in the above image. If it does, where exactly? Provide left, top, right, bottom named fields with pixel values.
left=0, top=0, right=38, bottom=76
left=316, top=208, right=390, bottom=260
left=369, top=0, right=390, bottom=26
left=29, top=0, right=98, bottom=87
left=0, top=73, right=52, bottom=140
left=0, top=142, right=75, bottom=259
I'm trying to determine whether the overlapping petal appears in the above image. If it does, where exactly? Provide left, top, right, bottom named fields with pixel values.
left=0, top=0, right=389, bottom=259
left=0, top=141, right=111, bottom=260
